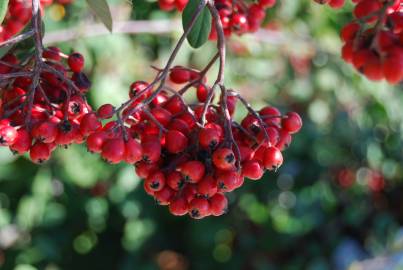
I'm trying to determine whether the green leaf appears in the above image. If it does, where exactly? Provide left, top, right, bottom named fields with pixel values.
left=0, top=0, right=8, bottom=25
left=85, top=0, right=113, bottom=32
left=182, top=0, right=211, bottom=49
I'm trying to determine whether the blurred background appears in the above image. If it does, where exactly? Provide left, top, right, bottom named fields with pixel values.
left=0, top=0, right=402, bottom=269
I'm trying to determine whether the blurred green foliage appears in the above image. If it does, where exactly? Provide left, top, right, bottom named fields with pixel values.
left=0, top=0, right=402, bottom=269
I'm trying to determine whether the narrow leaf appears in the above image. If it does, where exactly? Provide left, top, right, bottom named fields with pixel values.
left=0, top=0, right=9, bottom=25
left=182, top=0, right=211, bottom=49
left=85, top=0, right=113, bottom=32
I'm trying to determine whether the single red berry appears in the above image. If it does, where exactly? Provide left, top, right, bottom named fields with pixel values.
left=0, top=125, right=17, bottom=146
left=145, top=171, right=166, bottom=192
left=180, top=161, right=205, bottom=183
left=209, top=193, right=228, bottom=216
left=242, top=160, right=264, bottom=180
left=169, top=66, right=191, bottom=84
left=124, top=138, right=142, bottom=164
left=263, top=146, right=283, bottom=170
left=30, top=142, right=51, bottom=164
left=167, top=171, right=185, bottom=191
left=68, top=52, right=85, bottom=72
left=216, top=171, right=241, bottom=192
left=212, top=148, right=236, bottom=171
left=197, top=175, right=218, bottom=198
left=282, top=112, right=302, bottom=134
left=165, top=130, right=188, bottom=154
left=80, top=113, right=102, bottom=136
left=101, top=138, right=125, bottom=164
left=32, top=121, right=58, bottom=143
left=141, top=138, right=161, bottom=163
left=154, top=187, right=174, bottom=205
left=86, top=131, right=107, bottom=153
left=169, top=197, right=188, bottom=216
left=199, top=128, right=221, bottom=149
left=189, top=198, right=210, bottom=219
left=97, top=104, right=115, bottom=119
left=9, top=128, right=32, bottom=154
left=129, top=81, right=151, bottom=100
left=135, top=161, right=157, bottom=179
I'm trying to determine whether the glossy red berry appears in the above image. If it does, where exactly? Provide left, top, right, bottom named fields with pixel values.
left=30, top=142, right=51, bottom=164
left=212, top=148, right=236, bottom=171
left=101, top=138, right=125, bottom=164
left=209, top=193, right=228, bottom=216
left=189, top=198, right=210, bottom=219
left=165, top=130, right=188, bottom=154
left=242, top=160, right=264, bottom=180
left=97, top=104, right=115, bottom=119
left=263, top=146, right=283, bottom=170
left=0, top=125, right=17, bottom=146
left=199, top=128, right=221, bottom=149
left=67, top=52, right=85, bottom=72
left=145, top=171, right=166, bottom=192
left=169, top=197, right=188, bottom=216
left=124, top=138, right=142, bottom=164
left=180, top=161, right=205, bottom=183
left=282, top=112, right=302, bottom=134
left=197, top=175, right=218, bottom=198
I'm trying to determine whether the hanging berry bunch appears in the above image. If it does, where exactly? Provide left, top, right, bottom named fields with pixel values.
left=159, top=0, right=277, bottom=38
left=0, top=0, right=74, bottom=43
left=0, top=1, right=92, bottom=163
left=0, top=0, right=303, bottom=219
left=340, top=0, right=403, bottom=84
left=313, top=0, right=403, bottom=84
left=78, top=0, right=302, bottom=219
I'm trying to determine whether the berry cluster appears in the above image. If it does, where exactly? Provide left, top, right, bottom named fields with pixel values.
left=340, top=0, right=403, bottom=84
left=0, top=0, right=73, bottom=43
left=158, top=0, right=277, bottom=38
left=82, top=65, right=302, bottom=219
left=0, top=47, right=92, bottom=163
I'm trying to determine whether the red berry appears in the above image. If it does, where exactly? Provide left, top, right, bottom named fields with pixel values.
left=165, top=130, right=188, bottom=153
left=180, top=161, right=205, bottom=183
left=97, top=104, right=115, bottom=119
left=167, top=171, right=185, bottom=190
left=124, top=138, right=142, bottom=164
left=10, top=129, right=31, bottom=154
left=263, top=146, right=283, bottom=170
left=199, top=128, right=221, bottom=149
left=217, top=171, right=241, bottom=192
left=242, top=160, right=264, bottom=180
left=101, top=138, right=125, bottom=164
left=169, top=197, right=188, bottom=216
left=68, top=52, right=85, bottom=72
left=189, top=198, right=210, bottom=219
left=145, top=171, right=166, bottom=192
left=30, top=142, right=51, bottom=164
left=169, top=66, right=191, bottom=84
left=0, top=125, right=17, bottom=146
left=197, top=175, right=218, bottom=198
left=212, top=148, right=236, bottom=171
left=282, top=112, right=302, bottom=134
left=209, top=193, right=228, bottom=216
left=154, top=187, right=174, bottom=205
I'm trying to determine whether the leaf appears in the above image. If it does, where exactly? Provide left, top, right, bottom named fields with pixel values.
left=0, top=0, right=8, bottom=25
left=85, top=0, right=113, bottom=32
left=182, top=0, right=211, bottom=49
